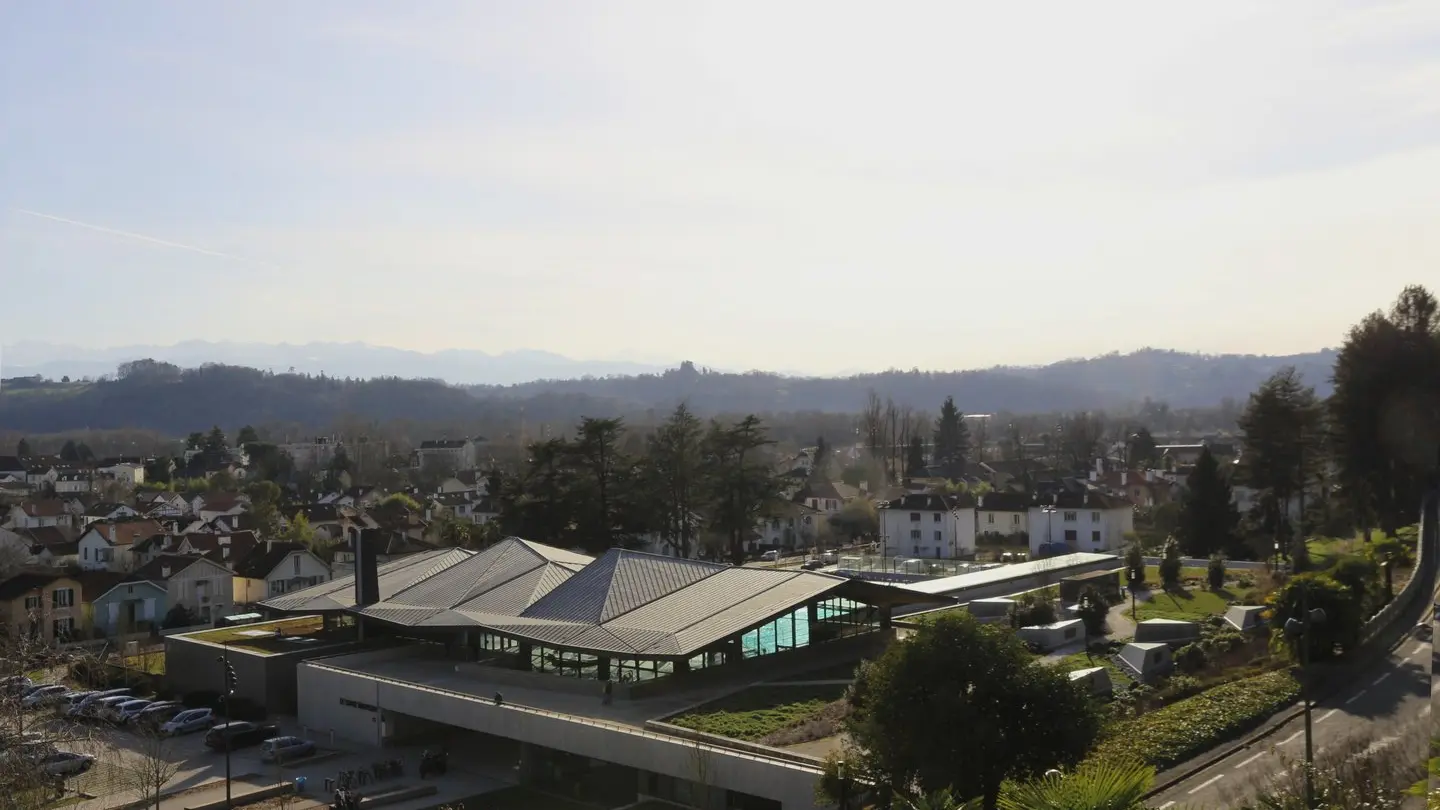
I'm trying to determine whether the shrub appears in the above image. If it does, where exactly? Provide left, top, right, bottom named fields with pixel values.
left=1089, top=671, right=1300, bottom=770
left=1012, top=592, right=1057, bottom=628
left=1174, top=644, right=1209, bottom=674
left=1159, top=539, right=1183, bottom=590
left=1207, top=555, right=1226, bottom=591
left=1158, top=674, right=1204, bottom=701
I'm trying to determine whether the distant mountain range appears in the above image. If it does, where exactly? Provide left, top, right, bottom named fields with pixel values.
left=0, top=340, right=674, bottom=386
left=0, top=344, right=1340, bottom=436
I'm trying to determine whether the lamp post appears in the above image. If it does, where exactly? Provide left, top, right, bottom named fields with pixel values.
left=1079, top=593, right=1093, bottom=660
left=835, top=760, right=848, bottom=810
left=216, top=642, right=238, bottom=810
left=1284, top=586, right=1326, bottom=810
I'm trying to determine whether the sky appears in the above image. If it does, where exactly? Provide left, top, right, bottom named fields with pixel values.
left=3, top=1, right=1439, bottom=376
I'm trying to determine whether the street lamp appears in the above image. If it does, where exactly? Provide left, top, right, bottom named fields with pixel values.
left=216, top=642, right=238, bottom=810
left=836, top=759, right=849, bottom=810
left=1078, top=593, right=1094, bottom=660
left=1283, top=588, right=1326, bottom=810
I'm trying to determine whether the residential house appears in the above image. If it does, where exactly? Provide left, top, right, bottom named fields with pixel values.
left=128, top=533, right=176, bottom=569
left=80, top=502, right=140, bottom=527
left=430, top=492, right=497, bottom=525
left=413, top=438, right=481, bottom=472
left=1092, top=469, right=1177, bottom=508
left=17, top=526, right=80, bottom=567
left=21, top=459, right=60, bottom=490
left=126, top=553, right=234, bottom=625
left=176, top=530, right=260, bottom=568
left=1156, top=444, right=1208, bottom=467
left=231, top=542, right=331, bottom=603
left=191, top=492, right=249, bottom=523
left=331, top=528, right=436, bottom=576
left=793, top=480, right=847, bottom=515
left=0, top=527, right=33, bottom=564
left=93, top=460, right=146, bottom=487
left=877, top=492, right=978, bottom=559
left=358, top=501, right=428, bottom=543
left=202, top=512, right=264, bottom=535
left=6, top=500, right=73, bottom=530
left=753, top=501, right=825, bottom=553
left=0, top=570, right=85, bottom=644
left=977, top=459, right=1059, bottom=492
left=1027, top=492, right=1134, bottom=557
left=436, top=470, right=487, bottom=496
left=0, top=456, right=26, bottom=481
left=77, top=518, right=164, bottom=572
left=91, top=578, right=168, bottom=638
left=975, top=491, right=1030, bottom=539
left=319, top=485, right=383, bottom=509
left=136, top=490, right=189, bottom=517
left=0, top=479, right=30, bottom=502
left=52, top=469, right=92, bottom=495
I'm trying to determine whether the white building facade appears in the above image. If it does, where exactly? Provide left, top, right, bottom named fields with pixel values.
left=878, top=493, right=976, bottom=559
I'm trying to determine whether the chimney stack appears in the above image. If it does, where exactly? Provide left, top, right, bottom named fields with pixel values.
left=355, top=531, right=381, bottom=608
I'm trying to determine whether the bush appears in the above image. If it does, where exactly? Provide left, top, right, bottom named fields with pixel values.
left=1207, top=555, right=1226, bottom=591
left=1158, top=674, right=1205, bottom=701
left=1175, top=643, right=1209, bottom=674
left=1089, top=671, right=1300, bottom=771
left=1012, top=592, right=1057, bottom=628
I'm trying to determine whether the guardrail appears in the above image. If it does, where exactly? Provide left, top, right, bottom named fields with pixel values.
left=1359, top=493, right=1434, bottom=647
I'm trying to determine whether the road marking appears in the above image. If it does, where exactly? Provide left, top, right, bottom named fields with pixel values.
left=1370, top=672, right=1392, bottom=687
left=1317, top=709, right=1339, bottom=723
left=1158, top=803, right=1176, bottom=809
left=1236, top=751, right=1267, bottom=768
left=1188, top=775, right=1225, bottom=795
left=1412, top=643, right=1428, bottom=657
left=1279, top=730, right=1304, bottom=745
left=1344, top=689, right=1367, bottom=705
left=1423, top=705, right=1432, bottom=718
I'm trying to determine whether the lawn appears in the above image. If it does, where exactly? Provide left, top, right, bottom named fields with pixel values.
left=1140, top=565, right=1210, bottom=587
left=186, top=616, right=343, bottom=653
left=1050, top=648, right=1133, bottom=688
left=122, top=652, right=166, bottom=674
left=1132, top=587, right=1233, bottom=621
left=666, top=683, right=848, bottom=743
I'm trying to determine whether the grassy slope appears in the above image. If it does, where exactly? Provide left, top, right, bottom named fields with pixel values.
left=667, top=683, right=848, bottom=742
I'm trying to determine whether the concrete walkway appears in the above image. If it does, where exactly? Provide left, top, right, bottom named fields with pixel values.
left=1106, top=586, right=1153, bottom=641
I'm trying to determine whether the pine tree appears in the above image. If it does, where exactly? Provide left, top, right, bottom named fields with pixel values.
left=1207, top=554, right=1226, bottom=591
left=1159, top=537, right=1182, bottom=590
left=1237, top=368, right=1323, bottom=548
left=933, top=396, right=971, bottom=480
left=1125, top=542, right=1146, bottom=590
left=1174, top=447, right=1242, bottom=558
left=905, top=435, right=926, bottom=478
left=16, top=438, right=30, bottom=456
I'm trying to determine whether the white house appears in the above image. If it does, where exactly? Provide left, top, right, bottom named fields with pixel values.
left=975, top=492, right=1030, bottom=539
left=753, top=502, right=824, bottom=553
left=76, top=518, right=164, bottom=572
left=52, top=470, right=92, bottom=495
left=129, top=553, right=234, bottom=625
left=278, top=436, right=346, bottom=471
left=191, top=493, right=249, bottom=523
left=6, top=500, right=72, bottom=530
left=437, top=470, right=488, bottom=496
left=94, top=461, right=145, bottom=487
left=1026, top=491, right=1134, bottom=557
left=232, top=542, right=332, bottom=604
left=430, top=492, right=498, bottom=525
left=80, top=503, right=140, bottom=527
left=791, top=481, right=847, bottom=515
left=877, top=492, right=977, bottom=559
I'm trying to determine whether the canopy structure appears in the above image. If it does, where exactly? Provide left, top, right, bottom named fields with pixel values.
left=263, top=537, right=944, bottom=660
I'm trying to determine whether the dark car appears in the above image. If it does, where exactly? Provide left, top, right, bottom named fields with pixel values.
left=800, top=559, right=825, bottom=570
left=204, top=721, right=279, bottom=752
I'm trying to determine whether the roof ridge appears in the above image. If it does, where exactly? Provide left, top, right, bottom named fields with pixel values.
left=629, top=569, right=807, bottom=653
left=596, top=554, right=730, bottom=626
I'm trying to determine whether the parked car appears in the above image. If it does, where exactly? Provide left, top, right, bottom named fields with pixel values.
left=60, top=691, right=97, bottom=711
left=86, top=695, right=136, bottom=720
left=0, top=741, right=56, bottom=766
left=800, top=559, right=825, bottom=570
left=1, top=675, right=32, bottom=695
left=761, top=550, right=780, bottom=562
left=114, top=699, right=155, bottom=724
left=70, top=688, right=130, bottom=717
left=18, top=682, right=56, bottom=700
left=161, top=708, right=216, bottom=736
left=39, top=751, right=95, bottom=777
left=259, top=736, right=316, bottom=763
left=134, top=702, right=184, bottom=727
left=204, top=721, right=279, bottom=752
left=21, top=685, right=70, bottom=708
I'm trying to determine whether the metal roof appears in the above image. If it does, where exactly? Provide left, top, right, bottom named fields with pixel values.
left=263, top=540, right=942, bottom=659
left=901, top=552, right=1120, bottom=596
left=260, top=547, right=472, bottom=613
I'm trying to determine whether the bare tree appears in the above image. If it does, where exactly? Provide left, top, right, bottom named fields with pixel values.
left=0, top=633, right=102, bottom=810
left=124, top=728, right=182, bottom=810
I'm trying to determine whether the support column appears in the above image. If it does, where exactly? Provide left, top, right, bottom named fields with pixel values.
left=673, top=657, right=690, bottom=675
left=880, top=605, right=893, bottom=630
left=724, top=638, right=744, bottom=665
left=516, top=642, right=533, bottom=671
left=597, top=656, right=611, bottom=681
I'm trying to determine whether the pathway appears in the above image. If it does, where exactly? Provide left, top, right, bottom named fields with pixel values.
left=1106, top=586, right=1153, bottom=641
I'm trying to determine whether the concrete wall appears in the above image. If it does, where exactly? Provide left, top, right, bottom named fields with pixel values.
left=163, top=633, right=367, bottom=713
left=297, top=662, right=825, bottom=810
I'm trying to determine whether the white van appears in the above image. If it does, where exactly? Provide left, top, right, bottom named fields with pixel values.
left=760, top=550, right=780, bottom=562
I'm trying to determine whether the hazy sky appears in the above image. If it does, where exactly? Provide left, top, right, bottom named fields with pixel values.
left=3, top=1, right=1439, bottom=375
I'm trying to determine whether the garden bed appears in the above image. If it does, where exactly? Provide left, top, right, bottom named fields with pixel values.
left=1088, top=670, right=1300, bottom=771
left=666, top=683, right=850, bottom=745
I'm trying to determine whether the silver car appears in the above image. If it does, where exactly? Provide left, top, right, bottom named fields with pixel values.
left=160, top=708, right=216, bottom=736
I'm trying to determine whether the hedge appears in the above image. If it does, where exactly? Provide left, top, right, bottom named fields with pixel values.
left=1089, top=671, right=1300, bottom=771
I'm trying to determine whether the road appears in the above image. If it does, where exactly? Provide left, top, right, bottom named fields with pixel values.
left=1141, top=556, right=1268, bottom=570
left=1149, top=632, right=1431, bottom=809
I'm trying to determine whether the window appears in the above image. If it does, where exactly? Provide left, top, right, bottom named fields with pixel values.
left=52, top=588, right=74, bottom=608
left=909, top=512, right=921, bottom=522
left=803, top=516, right=812, bottom=525
left=270, top=580, right=286, bottom=596
left=934, top=531, right=942, bottom=542
left=910, top=529, right=921, bottom=540
left=23, top=595, right=39, bottom=611
left=83, top=547, right=89, bottom=560
left=1091, top=511, right=1101, bottom=522
left=1012, top=514, right=1020, bottom=524
left=293, top=555, right=301, bottom=575
left=1092, top=531, right=1101, bottom=544
left=987, top=513, right=995, bottom=524
left=1064, top=530, right=1078, bottom=544
left=52, top=617, right=75, bottom=639
left=97, top=548, right=112, bottom=562
left=1063, top=511, right=1077, bottom=522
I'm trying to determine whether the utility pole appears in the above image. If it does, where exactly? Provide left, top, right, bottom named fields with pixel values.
left=1285, top=586, right=1325, bottom=810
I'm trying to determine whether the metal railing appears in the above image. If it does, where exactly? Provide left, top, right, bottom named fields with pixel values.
left=306, top=661, right=825, bottom=773
left=1359, top=493, right=1435, bottom=647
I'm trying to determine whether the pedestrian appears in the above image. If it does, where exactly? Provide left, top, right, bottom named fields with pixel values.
left=602, top=678, right=613, bottom=705
left=494, top=691, right=503, bottom=707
